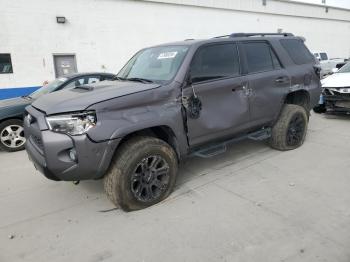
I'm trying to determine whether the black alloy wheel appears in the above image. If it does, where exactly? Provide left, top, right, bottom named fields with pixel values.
left=131, top=155, right=170, bottom=202
left=286, top=113, right=306, bottom=146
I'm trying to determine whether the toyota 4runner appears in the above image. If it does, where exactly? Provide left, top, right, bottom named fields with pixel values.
left=24, top=33, right=321, bottom=211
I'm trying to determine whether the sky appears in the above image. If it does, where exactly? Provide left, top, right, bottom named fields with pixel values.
left=291, top=0, right=350, bottom=9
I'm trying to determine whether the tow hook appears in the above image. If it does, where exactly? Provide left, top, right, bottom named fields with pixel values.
left=73, top=181, right=80, bottom=185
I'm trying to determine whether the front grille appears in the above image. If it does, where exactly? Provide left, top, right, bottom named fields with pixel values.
left=324, top=88, right=350, bottom=97
left=30, top=135, right=44, bottom=153
left=24, top=106, right=47, bottom=155
left=332, top=91, right=350, bottom=98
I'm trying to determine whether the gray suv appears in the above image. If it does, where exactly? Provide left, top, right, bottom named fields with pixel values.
left=24, top=33, right=321, bottom=211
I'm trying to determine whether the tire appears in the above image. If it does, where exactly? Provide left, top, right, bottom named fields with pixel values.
left=269, top=104, right=308, bottom=151
left=0, top=119, right=26, bottom=152
left=104, top=136, right=178, bottom=211
left=313, top=104, right=326, bottom=114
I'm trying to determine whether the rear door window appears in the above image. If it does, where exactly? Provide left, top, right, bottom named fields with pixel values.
left=190, top=43, right=240, bottom=83
left=87, top=76, right=100, bottom=84
left=63, top=77, right=86, bottom=89
left=243, top=42, right=276, bottom=73
left=280, top=39, right=314, bottom=64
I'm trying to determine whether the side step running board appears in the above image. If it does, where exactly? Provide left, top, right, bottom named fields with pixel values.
left=191, top=128, right=271, bottom=158
left=247, top=128, right=271, bottom=141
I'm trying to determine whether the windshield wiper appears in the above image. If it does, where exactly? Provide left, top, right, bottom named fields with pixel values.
left=112, top=76, right=127, bottom=81
left=126, top=77, right=154, bottom=84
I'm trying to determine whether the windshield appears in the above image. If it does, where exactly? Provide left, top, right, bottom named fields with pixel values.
left=337, top=62, right=350, bottom=73
left=30, top=78, right=67, bottom=99
left=117, top=45, right=189, bottom=82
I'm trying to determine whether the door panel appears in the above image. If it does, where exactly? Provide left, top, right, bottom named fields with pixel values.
left=247, top=69, right=290, bottom=125
left=53, top=55, right=77, bottom=77
left=184, top=77, right=250, bottom=146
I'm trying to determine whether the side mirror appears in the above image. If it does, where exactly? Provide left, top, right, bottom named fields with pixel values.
left=186, top=72, right=193, bottom=86
left=331, top=68, right=339, bottom=74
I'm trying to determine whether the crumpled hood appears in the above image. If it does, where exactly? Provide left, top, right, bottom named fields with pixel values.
left=0, top=97, right=31, bottom=109
left=321, top=73, right=350, bottom=88
left=32, top=80, right=161, bottom=115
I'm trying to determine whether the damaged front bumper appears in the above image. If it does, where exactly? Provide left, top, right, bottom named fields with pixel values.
left=322, top=87, right=350, bottom=114
left=24, top=105, right=121, bottom=181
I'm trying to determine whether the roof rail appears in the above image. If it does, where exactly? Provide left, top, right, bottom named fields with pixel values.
left=230, top=33, right=294, bottom=37
left=213, top=35, right=231, bottom=39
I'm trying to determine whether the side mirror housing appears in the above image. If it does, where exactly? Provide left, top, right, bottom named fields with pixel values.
left=186, top=72, right=193, bottom=86
left=331, top=68, right=339, bottom=74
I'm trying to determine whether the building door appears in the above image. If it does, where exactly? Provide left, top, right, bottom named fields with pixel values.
left=53, top=55, right=77, bottom=77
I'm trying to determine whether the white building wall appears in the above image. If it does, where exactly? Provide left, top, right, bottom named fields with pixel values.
left=0, top=0, right=350, bottom=93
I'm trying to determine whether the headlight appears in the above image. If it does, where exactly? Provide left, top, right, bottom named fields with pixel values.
left=339, top=88, right=350, bottom=93
left=46, top=111, right=96, bottom=135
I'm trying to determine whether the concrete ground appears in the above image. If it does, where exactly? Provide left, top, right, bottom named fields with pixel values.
left=1, top=113, right=350, bottom=262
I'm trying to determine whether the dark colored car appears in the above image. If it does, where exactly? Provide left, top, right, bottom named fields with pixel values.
left=0, top=72, right=115, bottom=152
left=24, top=33, right=321, bottom=211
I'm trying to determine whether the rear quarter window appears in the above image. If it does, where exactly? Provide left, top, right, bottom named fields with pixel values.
left=280, top=39, right=314, bottom=65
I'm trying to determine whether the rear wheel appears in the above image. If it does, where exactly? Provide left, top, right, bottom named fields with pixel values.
left=269, top=104, right=308, bottom=151
left=104, top=136, right=178, bottom=211
left=0, top=119, right=26, bottom=152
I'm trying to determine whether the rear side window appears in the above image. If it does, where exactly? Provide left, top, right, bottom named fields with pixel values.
left=243, top=42, right=278, bottom=73
left=280, top=39, right=314, bottom=65
left=191, top=43, right=240, bottom=83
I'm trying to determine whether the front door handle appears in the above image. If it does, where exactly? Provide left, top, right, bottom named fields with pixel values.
left=232, top=83, right=250, bottom=91
left=232, top=84, right=245, bottom=92
left=232, top=85, right=252, bottom=96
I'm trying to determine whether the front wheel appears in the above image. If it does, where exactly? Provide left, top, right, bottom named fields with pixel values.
left=104, top=136, right=178, bottom=211
left=269, top=104, right=308, bottom=151
left=0, top=119, right=26, bottom=152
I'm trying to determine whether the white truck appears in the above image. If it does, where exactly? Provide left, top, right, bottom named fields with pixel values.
left=313, top=52, right=347, bottom=77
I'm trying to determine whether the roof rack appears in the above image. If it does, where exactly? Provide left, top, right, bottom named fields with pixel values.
left=232, top=32, right=294, bottom=37
left=214, top=32, right=294, bottom=38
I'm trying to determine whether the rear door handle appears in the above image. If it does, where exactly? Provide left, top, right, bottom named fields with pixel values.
left=275, top=76, right=289, bottom=84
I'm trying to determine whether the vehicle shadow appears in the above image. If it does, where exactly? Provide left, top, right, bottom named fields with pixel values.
left=79, top=139, right=272, bottom=195
left=322, top=113, right=350, bottom=120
